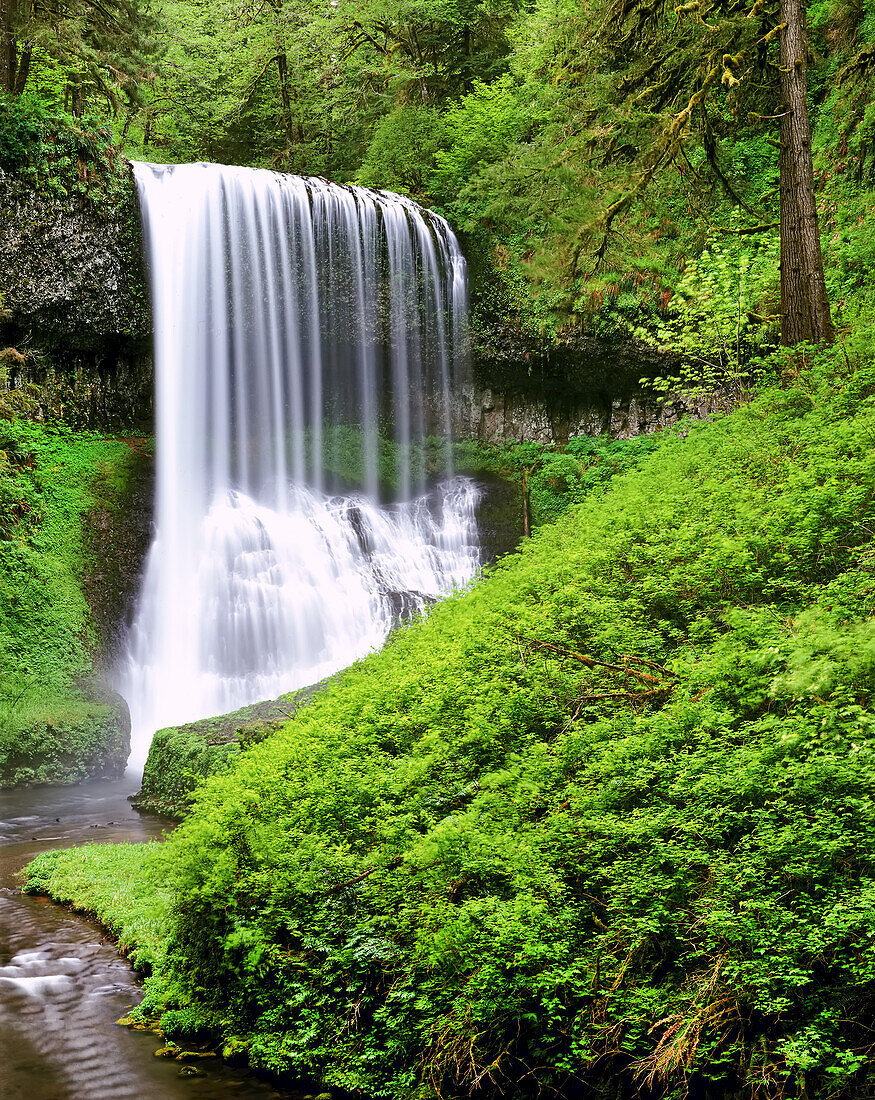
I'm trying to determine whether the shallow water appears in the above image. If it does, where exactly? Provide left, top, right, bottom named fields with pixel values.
left=0, top=780, right=294, bottom=1100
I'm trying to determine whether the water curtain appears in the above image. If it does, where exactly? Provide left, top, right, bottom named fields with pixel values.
left=120, top=162, right=479, bottom=768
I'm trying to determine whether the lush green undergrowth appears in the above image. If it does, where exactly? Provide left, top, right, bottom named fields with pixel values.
left=25, top=842, right=171, bottom=972
left=27, top=349, right=875, bottom=1098
left=467, top=432, right=669, bottom=530
left=0, top=415, right=136, bottom=784
left=0, top=95, right=131, bottom=210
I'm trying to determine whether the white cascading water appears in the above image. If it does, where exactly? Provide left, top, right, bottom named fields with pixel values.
left=118, top=162, right=480, bottom=770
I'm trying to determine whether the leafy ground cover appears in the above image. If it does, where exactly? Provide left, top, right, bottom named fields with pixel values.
left=25, top=842, right=171, bottom=973
left=0, top=412, right=139, bottom=783
left=26, top=347, right=875, bottom=1099
left=465, top=432, right=669, bottom=531
left=0, top=96, right=131, bottom=210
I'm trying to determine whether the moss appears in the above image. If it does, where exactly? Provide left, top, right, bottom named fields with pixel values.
left=133, top=689, right=320, bottom=817
left=0, top=695, right=129, bottom=786
left=0, top=418, right=141, bottom=785
left=0, top=346, right=26, bottom=369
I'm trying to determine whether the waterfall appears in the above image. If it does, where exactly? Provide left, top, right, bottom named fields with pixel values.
left=119, top=162, right=480, bottom=770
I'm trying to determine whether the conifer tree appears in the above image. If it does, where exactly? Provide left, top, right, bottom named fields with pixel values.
left=593, top=0, right=834, bottom=346
left=1, top=0, right=158, bottom=113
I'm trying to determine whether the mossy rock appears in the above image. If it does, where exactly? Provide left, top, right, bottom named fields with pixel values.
left=220, top=1036, right=249, bottom=1065
left=132, top=683, right=328, bottom=817
left=0, top=690, right=130, bottom=787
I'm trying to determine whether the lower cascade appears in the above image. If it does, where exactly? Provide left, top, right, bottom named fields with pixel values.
left=119, top=162, right=480, bottom=769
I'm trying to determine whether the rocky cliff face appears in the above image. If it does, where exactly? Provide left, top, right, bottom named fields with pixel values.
left=454, top=381, right=731, bottom=445
left=0, top=164, right=153, bottom=427
left=453, top=322, right=733, bottom=445
left=0, top=163, right=729, bottom=441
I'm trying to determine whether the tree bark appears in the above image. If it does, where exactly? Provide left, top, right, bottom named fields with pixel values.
left=1, top=0, right=15, bottom=94
left=276, top=50, right=303, bottom=145
left=67, top=75, right=85, bottom=116
left=276, top=51, right=293, bottom=138
left=12, top=41, right=29, bottom=94
left=778, top=0, right=834, bottom=346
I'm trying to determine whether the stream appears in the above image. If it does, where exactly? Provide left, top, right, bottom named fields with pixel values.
left=0, top=779, right=295, bottom=1100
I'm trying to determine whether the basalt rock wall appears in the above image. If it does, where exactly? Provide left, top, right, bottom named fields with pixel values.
left=0, top=163, right=153, bottom=428
left=453, top=321, right=733, bottom=445
left=454, top=380, right=729, bottom=445
left=1, top=163, right=727, bottom=440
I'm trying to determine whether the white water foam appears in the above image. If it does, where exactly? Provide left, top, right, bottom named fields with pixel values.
left=118, top=163, right=479, bottom=769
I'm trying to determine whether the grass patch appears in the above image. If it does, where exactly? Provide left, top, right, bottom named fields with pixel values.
left=24, top=843, right=171, bottom=973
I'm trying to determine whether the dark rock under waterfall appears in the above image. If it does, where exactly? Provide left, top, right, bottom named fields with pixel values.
left=0, top=164, right=153, bottom=428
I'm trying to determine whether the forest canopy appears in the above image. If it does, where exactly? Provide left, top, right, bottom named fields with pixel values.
left=4, top=0, right=875, bottom=351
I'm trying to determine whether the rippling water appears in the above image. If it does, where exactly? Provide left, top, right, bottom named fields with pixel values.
left=0, top=782, right=295, bottom=1099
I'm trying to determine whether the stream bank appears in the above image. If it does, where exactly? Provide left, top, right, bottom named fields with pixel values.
left=0, top=780, right=296, bottom=1099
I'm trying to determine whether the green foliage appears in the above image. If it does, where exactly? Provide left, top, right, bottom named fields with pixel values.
left=475, top=432, right=667, bottom=528
left=124, top=0, right=521, bottom=177
left=4, top=0, right=160, bottom=116
left=3, top=0, right=866, bottom=358
left=0, top=93, right=129, bottom=207
left=25, top=843, right=172, bottom=972
left=358, top=106, right=445, bottom=196
left=629, top=228, right=781, bottom=396
left=430, top=74, right=532, bottom=211
left=64, top=0, right=867, bottom=361
left=0, top=700, right=127, bottom=785
left=32, top=350, right=875, bottom=1098
left=0, top=417, right=138, bottom=784
left=159, top=367, right=875, bottom=1098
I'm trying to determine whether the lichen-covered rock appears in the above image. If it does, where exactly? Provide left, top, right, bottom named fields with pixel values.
left=0, top=163, right=153, bottom=428
left=220, top=1037, right=250, bottom=1065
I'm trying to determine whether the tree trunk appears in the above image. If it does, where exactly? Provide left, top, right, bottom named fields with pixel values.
left=120, top=100, right=137, bottom=142
left=276, top=51, right=292, bottom=138
left=12, top=41, right=30, bottom=94
left=1, top=0, right=15, bottom=94
left=276, top=50, right=303, bottom=145
left=778, top=0, right=834, bottom=346
left=69, top=75, right=84, bottom=116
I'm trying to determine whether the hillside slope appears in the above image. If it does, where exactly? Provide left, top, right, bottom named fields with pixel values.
left=28, top=353, right=875, bottom=1099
